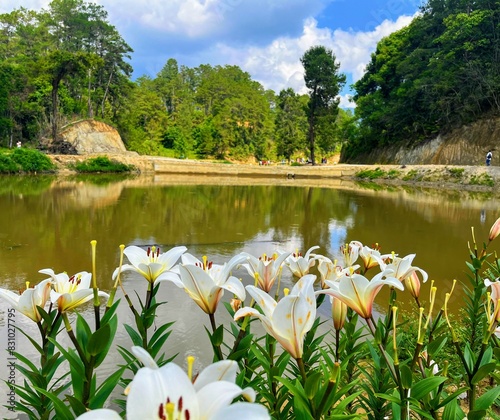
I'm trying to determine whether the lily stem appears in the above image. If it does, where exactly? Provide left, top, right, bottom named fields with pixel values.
left=209, top=313, right=224, bottom=361
left=366, top=317, right=399, bottom=386
left=296, top=358, right=316, bottom=418
left=296, top=357, right=307, bottom=383
left=62, top=312, right=94, bottom=406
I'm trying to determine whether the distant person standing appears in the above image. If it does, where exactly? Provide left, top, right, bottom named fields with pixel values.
left=486, top=150, right=492, bottom=166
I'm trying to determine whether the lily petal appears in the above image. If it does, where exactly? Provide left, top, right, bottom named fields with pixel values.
left=215, top=402, right=270, bottom=420
left=194, top=360, right=238, bottom=391
left=220, top=276, right=246, bottom=301
left=76, top=409, right=121, bottom=419
left=132, top=346, right=158, bottom=369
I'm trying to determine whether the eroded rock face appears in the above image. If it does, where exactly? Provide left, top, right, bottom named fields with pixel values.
left=347, top=117, right=500, bottom=165
left=58, top=120, right=126, bottom=154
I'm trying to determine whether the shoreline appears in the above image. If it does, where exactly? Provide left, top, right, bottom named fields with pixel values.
left=47, top=153, right=500, bottom=193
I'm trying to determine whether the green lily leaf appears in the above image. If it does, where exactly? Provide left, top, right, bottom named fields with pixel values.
left=66, top=395, right=87, bottom=417
left=304, top=371, right=322, bottom=400
left=94, top=315, right=118, bottom=367
left=471, top=362, right=496, bottom=385
left=293, top=394, right=314, bottom=419
left=467, top=410, right=487, bottom=420
left=89, top=366, right=126, bottom=409
left=87, top=322, right=111, bottom=356
left=276, top=376, right=310, bottom=408
left=33, top=386, right=73, bottom=420
left=411, top=376, right=446, bottom=401
left=436, top=386, right=469, bottom=408
left=124, top=324, right=143, bottom=346
left=76, top=314, right=92, bottom=358
left=473, top=385, right=500, bottom=410
left=400, top=364, right=412, bottom=389
left=427, top=335, right=447, bottom=358
left=101, top=300, right=120, bottom=324
left=463, top=343, right=475, bottom=373
left=211, top=324, right=224, bottom=347
left=442, top=398, right=466, bottom=420
left=374, top=392, right=401, bottom=404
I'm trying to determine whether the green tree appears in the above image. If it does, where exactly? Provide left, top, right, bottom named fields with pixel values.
left=115, top=76, right=168, bottom=154
left=274, top=88, right=307, bottom=162
left=195, top=65, right=273, bottom=160
left=301, top=45, right=346, bottom=165
left=347, top=0, right=500, bottom=161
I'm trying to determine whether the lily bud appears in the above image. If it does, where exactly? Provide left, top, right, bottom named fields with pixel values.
left=404, top=271, right=421, bottom=299
left=331, top=361, right=341, bottom=383
left=230, top=298, right=242, bottom=312
left=489, top=217, right=500, bottom=242
left=331, top=296, right=347, bottom=331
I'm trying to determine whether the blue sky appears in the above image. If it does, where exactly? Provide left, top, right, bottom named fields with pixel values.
left=2, top=0, right=423, bottom=107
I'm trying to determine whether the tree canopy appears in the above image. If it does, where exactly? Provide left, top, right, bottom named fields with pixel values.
left=344, top=0, right=500, bottom=161
left=1, top=0, right=498, bottom=163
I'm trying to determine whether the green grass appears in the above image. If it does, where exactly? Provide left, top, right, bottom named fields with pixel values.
left=447, top=167, right=465, bottom=179
left=387, top=169, right=401, bottom=179
left=355, top=168, right=386, bottom=179
left=469, top=173, right=494, bottom=187
left=402, top=169, right=422, bottom=181
left=72, top=156, right=136, bottom=173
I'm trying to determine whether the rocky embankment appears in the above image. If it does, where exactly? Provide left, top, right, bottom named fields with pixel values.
left=47, top=153, right=500, bottom=193
left=46, top=117, right=500, bottom=192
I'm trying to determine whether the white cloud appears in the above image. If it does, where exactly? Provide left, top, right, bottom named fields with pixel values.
left=100, top=0, right=324, bottom=40
left=338, top=93, right=355, bottom=109
left=216, top=14, right=416, bottom=95
left=2, top=0, right=417, bottom=109
left=0, top=0, right=48, bottom=12
left=105, top=0, right=221, bottom=38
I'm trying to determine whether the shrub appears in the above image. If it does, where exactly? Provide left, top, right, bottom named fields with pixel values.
left=0, top=154, right=20, bottom=173
left=10, top=148, right=55, bottom=173
left=73, top=156, right=136, bottom=173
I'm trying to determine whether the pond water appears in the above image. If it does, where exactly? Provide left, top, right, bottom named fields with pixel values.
left=0, top=173, right=498, bottom=417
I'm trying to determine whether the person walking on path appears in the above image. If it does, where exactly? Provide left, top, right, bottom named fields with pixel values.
left=486, top=150, right=492, bottom=166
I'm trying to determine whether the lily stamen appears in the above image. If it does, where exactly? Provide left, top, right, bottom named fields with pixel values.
left=187, top=356, right=195, bottom=381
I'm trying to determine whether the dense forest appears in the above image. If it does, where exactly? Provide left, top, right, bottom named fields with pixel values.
left=0, top=0, right=499, bottom=163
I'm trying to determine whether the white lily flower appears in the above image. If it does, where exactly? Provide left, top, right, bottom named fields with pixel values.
left=341, top=241, right=362, bottom=267
left=114, top=245, right=187, bottom=285
left=240, top=251, right=290, bottom=292
left=485, top=278, right=500, bottom=322
left=359, top=245, right=388, bottom=271
left=40, top=269, right=108, bottom=312
left=376, top=253, right=428, bottom=283
left=318, top=271, right=403, bottom=319
left=317, top=256, right=357, bottom=289
left=234, top=275, right=317, bottom=359
left=167, top=254, right=247, bottom=314
left=40, top=268, right=92, bottom=294
left=125, top=346, right=268, bottom=420
left=0, top=279, right=52, bottom=322
left=284, top=246, right=319, bottom=277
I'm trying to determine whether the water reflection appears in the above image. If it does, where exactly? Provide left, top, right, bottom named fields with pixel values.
left=0, top=174, right=499, bottom=417
left=1, top=174, right=499, bottom=304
